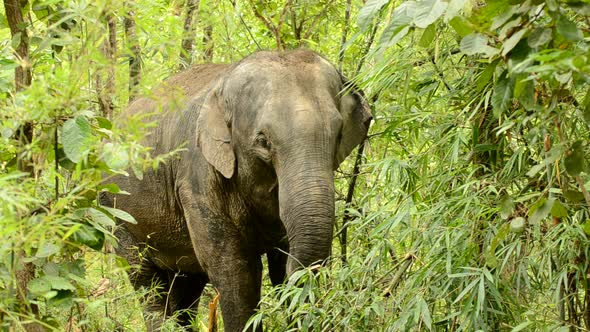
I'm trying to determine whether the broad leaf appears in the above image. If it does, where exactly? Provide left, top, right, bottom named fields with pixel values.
left=357, top=0, right=390, bottom=29
left=476, top=59, right=500, bottom=92
left=101, top=206, right=137, bottom=224
left=449, top=16, right=472, bottom=37
left=445, top=0, right=467, bottom=21
left=551, top=200, right=568, bottom=218
left=419, top=24, right=436, bottom=47
left=413, top=0, right=447, bottom=29
left=510, top=217, right=526, bottom=233
left=62, top=116, right=93, bottom=163
left=528, top=198, right=554, bottom=224
left=102, top=142, right=130, bottom=170
left=557, top=15, right=583, bottom=41
left=500, top=194, right=514, bottom=219
left=564, top=141, right=585, bottom=176
left=528, top=28, right=552, bottom=48
left=492, top=71, right=514, bottom=118
left=460, top=33, right=499, bottom=57
left=502, top=28, right=528, bottom=56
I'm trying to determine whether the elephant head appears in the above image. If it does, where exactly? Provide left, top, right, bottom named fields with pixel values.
left=196, top=50, right=372, bottom=275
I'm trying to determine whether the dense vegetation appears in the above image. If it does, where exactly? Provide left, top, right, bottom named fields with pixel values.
left=1, top=0, right=589, bottom=330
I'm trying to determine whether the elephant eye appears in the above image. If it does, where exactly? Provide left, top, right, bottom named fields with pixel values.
left=256, top=134, right=271, bottom=150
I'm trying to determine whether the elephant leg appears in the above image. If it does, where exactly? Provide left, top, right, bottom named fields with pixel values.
left=267, top=244, right=288, bottom=286
left=114, top=227, right=168, bottom=331
left=206, top=252, right=262, bottom=332
left=164, top=272, right=208, bottom=327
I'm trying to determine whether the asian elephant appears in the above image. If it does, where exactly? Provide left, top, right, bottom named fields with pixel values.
left=101, top=49, right=372, bottom=331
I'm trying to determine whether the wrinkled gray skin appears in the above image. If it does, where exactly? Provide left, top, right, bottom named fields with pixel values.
left=101, top=50, right=371, bottom=331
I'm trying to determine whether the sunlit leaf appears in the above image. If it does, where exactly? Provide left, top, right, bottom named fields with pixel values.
left=445, top=0, right=467, bottom=21
left=413, top=0, right=447, bottom=29
left=357, top=0, right=390, bottom=29
left=101, top=206, right=137, bottom=224
left=510, top=217, right=526, bottom=233
left=460, top=33, right=499, bottom=57
left=62, top=116, right=93, bottom=163
left=449, top=16, right=472, bottom=37
left=419, top=24, right=436, bottom=47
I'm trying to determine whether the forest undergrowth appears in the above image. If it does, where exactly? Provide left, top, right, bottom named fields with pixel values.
left=1, top=0, right=590, bottom=331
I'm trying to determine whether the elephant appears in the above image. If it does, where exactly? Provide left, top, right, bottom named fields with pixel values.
left=100, top=49, right=372, bottom=331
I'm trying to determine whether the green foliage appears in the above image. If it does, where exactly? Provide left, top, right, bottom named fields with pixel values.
left=3, top=0, right=590, bottom=330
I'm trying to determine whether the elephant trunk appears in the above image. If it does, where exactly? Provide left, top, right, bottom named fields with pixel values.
left=277, top=156, right=335, bottom=276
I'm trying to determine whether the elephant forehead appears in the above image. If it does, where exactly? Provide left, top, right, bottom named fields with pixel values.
left=228, top=59, right=339, bottom=94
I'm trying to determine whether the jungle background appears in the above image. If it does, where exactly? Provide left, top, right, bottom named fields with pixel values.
left=1, top=0, right=590, bottom=330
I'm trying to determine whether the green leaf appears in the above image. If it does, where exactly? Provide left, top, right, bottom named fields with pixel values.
left=97, top=183, right=128, bottom=194
left=72, top=223, right=104, bottom=250
left=510, top=217, right=526, bottom=233
left=0, top=13, right=7, bottom=29
left=357, top=0, right=390, bottom=29
left=564, top=189, right=585, bottom=203
left=28, top=277, right=52, bottom=295
left=96, top=116, right=112, bottom=130
left=445, top=0, right=468, bottom=21
left=413, top=0, right=447, bottom=29
left=45, top=276, right=75, bottom=291
left=449, top=16, right=472, bottom=37
left=101, top=206, right=137, bottom=224
left=502, top=29, right=528, bottom=56
left=62, top=116, right=93, bottom=163
left=583, top=220, right=590, bottom=236
left=528, top=28, right=552, bottom=48
left=511, top=321, right=533, bottom=332
left=517, top=79, right=535, bottom=110
left=528, top=198, right=554, bottom=224
left=460, top=33, right=499, bottom=57
left=102, top=142, right=129, bottom=170
left=564, top=141, right=585, bottom=176
left=500, top=194, right=514, bottom=219
left=551, top=200, right=568, bottom=218
left=490, top=5, right=517, bottom=30
left=476, top=59, right=500, bottom=92
left=36, top=242, right=60, bottom=258
left=492, top=71, right=514, bottom=117
left=83, top=207, right=116, bottom=228
left=379, top=1, right=415, bottom=46
left=419, top=24, right=436, bottom=47
left=557, top=15, right=583, bottom=42
left=11, top=32, right=21, bottom=49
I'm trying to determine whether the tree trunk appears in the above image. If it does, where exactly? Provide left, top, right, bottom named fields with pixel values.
left=124, top=6, right=141, bottom=102
left=97, top=11, right=117, bottom=119
left=3, top=1, right=45, bottom=330
left=179, top=0, right=200, bottom=69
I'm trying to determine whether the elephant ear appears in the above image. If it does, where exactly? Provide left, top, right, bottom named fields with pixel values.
left=196, top=88, right=235, bottom=179
left=335, top=85, right=372, bottom=169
